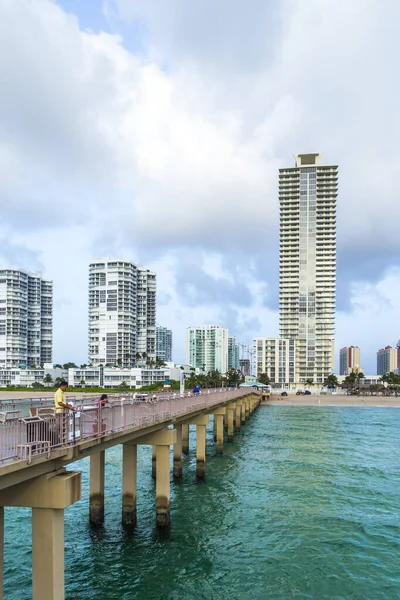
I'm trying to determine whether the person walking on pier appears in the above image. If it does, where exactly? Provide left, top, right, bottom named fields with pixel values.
left=96, top=394, right=109, bottom=408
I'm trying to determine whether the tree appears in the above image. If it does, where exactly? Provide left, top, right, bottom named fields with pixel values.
left=305, top=379, right=313, bottom=387
left=80, top=364, right=87, bottom=369
left=80, top=379, right=86, bottom=387
left=43, top=373, right=53, bottom=386
left=63, top=362, right=77, bottom=369
left=119, top=380, right=129, bottom=389
left=325, top=374, right=338, bottom=388
left=258, top=373, right=271, bottom=385
left=226, top=369, right=244, bottom=387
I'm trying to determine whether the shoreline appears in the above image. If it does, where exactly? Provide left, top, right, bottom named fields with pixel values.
left=263, top=394, right=400, bottom=407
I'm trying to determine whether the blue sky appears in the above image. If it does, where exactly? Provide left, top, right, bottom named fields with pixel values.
left=1, top=0, right=400, bottom=373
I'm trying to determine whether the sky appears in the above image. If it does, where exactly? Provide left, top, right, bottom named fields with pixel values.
left=1, top=0, right=400, bottom=374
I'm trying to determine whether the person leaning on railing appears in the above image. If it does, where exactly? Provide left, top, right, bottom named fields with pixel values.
left=54, top=381, right=75, bottom=413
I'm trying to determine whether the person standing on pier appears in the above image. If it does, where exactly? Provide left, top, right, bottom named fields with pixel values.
left=54, top=381, right=75, bottom=413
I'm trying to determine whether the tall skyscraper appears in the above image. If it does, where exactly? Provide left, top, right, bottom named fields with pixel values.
left=88, top=260, right=156, bottom=367
left=156, top=326, right=173, bottom=362
left=0, top=269, right=53, bottom=367
left=279, top=153, right=338, bottom=384
left=339, top=346, right=361, bottom=375
left=186, top=325, right=229, bottom=373
left=228, top=336, right=240, bottom=370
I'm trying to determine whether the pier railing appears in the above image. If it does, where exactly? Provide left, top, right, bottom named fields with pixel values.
left=0, top=388, right=245, bottom=464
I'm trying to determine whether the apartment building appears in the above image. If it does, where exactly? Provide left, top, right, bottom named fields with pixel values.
left=186, top=325, right=229, bottom=373
left=0, top=269, right=53, bottom=367
left=339, top=346, right=361, bottom=375
left=279, top=153, right=338, bottom=384
left=228, top=336, right=240, bottom=370
left=377, top=344, right=400, bottom=376
left=156, top=326, right=173, bottom=362
left=254, top=337, right=297, bottom=385
left=88, top=260, right=156, bottom=367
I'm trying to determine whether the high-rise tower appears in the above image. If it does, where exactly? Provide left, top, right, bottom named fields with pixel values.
left=0, top=269, right=53, bottom=367
left=279, top=153, right=338, bottom=384
left=88, top=260, right=156, bottom=367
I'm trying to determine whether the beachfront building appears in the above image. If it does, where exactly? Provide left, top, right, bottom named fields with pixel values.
left=136, top=268, right=157, bottom=361
left=339, top=346, right=361, bottom=375
left=279, top=153, right=338, bottom=384
left=376, top=345, right=400, bottom=376
left=156, top=326, right=173, bottom=362
left=254, top=337, right=298, bottom=386
left=228, top=336, right=240, bottom=370
left=0, top=269, right=53, bottom=368
left=68, top=366, right=170, bottom=389
left=88, top=260, right=156, bottom=368
left=186, top=325, right=229, bottom=374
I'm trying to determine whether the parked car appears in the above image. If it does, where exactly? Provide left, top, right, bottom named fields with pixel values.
left=304, top=390, right=311, bottom=395
left=281, top=391, right=288, bottom=396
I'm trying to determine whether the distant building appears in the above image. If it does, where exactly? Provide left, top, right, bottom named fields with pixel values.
left=377, top=345, right=400, bottom=376
left=228, top=336, right=240, bottom=370
left=254, top=337, right=297, bottom=385
left=136, top=268, right=156, bottom=361
left=0, top=365, right=66, bottom=388
left=279, top=153, right=338, bottom=383
left=68, top=366, right=174, bottom=389
left=156, top=326, right=173, bottom=362
left=186, top=325, right=229, bottom=373
left=239, top=359, right=251, bottom=377
left=0, top=269, right=53, bottom=368
left=88, top=260, right=156, bottom=368
left=339, top=346, right=361, bottom=375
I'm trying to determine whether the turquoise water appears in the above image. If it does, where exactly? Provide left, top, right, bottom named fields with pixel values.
left=4, top=406, right=400, bottom=599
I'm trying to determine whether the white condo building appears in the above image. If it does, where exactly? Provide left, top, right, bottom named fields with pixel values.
left=88, top=260, right=156, bottom=367
left=137, top=269, right=156, bottom=361
left=254, top=338, right=297, bottom=385
left=279, top=153, right=338, bottom=384
left=0, top=269, right=53, bottom=367
left=0, top=269, right=53, bottom=368
left=186, top=325, right=229, bottom=374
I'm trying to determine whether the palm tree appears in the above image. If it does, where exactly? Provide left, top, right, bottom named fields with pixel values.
left=43, top=373, right=53, bottom=387
left=325, top=374, right=338, bottom=388
left=305, top=378, right=313, bottom=387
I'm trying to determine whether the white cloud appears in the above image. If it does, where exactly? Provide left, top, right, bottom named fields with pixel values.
left=0, top=0, right=399, bottom=368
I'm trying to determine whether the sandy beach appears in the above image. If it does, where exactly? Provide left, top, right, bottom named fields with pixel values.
left=263, top=394, right=400, bottom=407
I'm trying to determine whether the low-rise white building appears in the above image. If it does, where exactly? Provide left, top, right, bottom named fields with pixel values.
left=68, top=366, right=171, bottom=389
left=0, top=365, right=67, bottom=388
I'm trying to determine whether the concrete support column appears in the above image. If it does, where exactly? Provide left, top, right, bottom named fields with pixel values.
left=156, top=445, right=170, bottom=527
left=213, top=416, right=217, bottom=442
left=90, top=450, right=105, bottom=524
left=235, top=403, right=241, bottom=432
left=224, top=407, right=228, bottom=431
left=134, top=428, right=176, bottom=528
left=196, top=424, right=206, bottom=480
left=122, top=443, right=137, bottom=527
left=0, top=506, right=3, bottom=600
left=182, top=424, right=189, bottom=455
left=32, top=507, right=64, bottom=600
left=215, top=414, right=224, bottom=455
left=173, top=424, right=183, bottom=480
left=241, top=401, right=246, bottom=425
left=227, top=406, right=235, bottom=442
left=245, top=399, right=250, bottom=419
left=0, top=471, right=81, bottom=600
left=152, top=446, right=157, bottom=480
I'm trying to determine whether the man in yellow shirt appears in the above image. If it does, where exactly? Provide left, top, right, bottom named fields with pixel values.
left=54, top=381, right=74, bottom=413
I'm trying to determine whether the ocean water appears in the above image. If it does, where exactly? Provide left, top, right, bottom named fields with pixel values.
left=4, top=406, right=400, bottom=599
